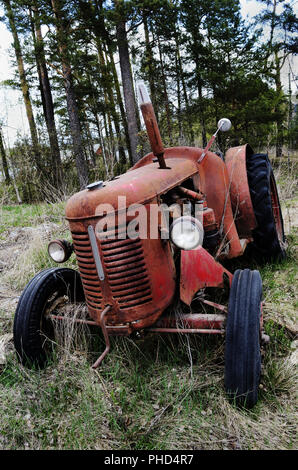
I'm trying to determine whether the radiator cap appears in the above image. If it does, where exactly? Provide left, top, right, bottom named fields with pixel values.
left=86, top=180, right=104, bottom=191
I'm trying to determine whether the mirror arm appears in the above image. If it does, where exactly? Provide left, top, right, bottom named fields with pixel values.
left=198, top=127, right=220, bottom=163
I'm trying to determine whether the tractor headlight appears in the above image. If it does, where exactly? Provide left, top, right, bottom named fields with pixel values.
left=48, top=240, right=73, bottom=263
left=170, top=216, right=204, bottom=250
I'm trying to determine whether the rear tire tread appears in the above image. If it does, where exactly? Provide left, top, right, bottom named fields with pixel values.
left=246, top=153, right=285, bottom=261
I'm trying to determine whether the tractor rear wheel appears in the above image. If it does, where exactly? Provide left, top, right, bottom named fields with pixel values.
left=246, top=153, right=286, bottom=261
left=13, top=268, right=84, bottom=368
left=224, top=269, right=262, bottom=408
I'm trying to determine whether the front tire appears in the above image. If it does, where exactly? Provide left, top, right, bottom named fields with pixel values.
left=13, top=268, right=84, bottom=368
left=246, top=153, right=286, bottom=261
left=225, top=269, right=262, bottom=408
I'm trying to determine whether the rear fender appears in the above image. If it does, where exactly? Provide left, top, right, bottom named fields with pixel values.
left=225, top=144, right=257, bottom=238
left=180, top=247, right=233, bottom=306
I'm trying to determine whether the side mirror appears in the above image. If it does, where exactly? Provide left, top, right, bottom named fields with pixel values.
left=218, top=118, right=232, bottom=132
left=198, top=117, right=232, bottom=163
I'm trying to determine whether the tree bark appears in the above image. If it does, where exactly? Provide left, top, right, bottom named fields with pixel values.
left=115, top=13, right=139, bottom=165
left=3, top=0, right=41, bottom=171
left=266, top=0, right=284, bottom=158
left=175, top=39, right=194, bottom=145
left=157, top=35, right=173, bottom=144
left=97, top=40, right=126, bottom=167
left=143, top=14, right=158, bottom=118
left=175, top=51, right=183, bottom=143
left=0, top=128, right=10, bottom=184
left=30, top=5, right=63, bottom=188
left=51, top=0, right=88, bottom=189
left=274, top=51, right=284, bottom=158
left=106, top=43, right=131, bottom=164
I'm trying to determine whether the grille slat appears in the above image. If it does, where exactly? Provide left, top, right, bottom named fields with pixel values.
left=82, top=279, right=101, bottom=287
left=105, top=262, right=146, bottom=276
left=86, top=294, right=103, bottom=302
left=108, top=266, right=147, bottom=280
left=103, top=247, right=143, bottom=262
left=78, top=268, right=98, bottom=276
left=101, top=243, right=141, bottom=257
left=104, top=253, right=144, bottom=268
left=110, top=272, right=148, bottom=286
left=74, top=248, right=93, bottom=254
left=76, top=252, right=93, bottom=257
left=77, top=261, right=96, bottom=269
left=101, top=238, right=140, bottom=250
left=111, top=277, right=150, bottom=293
left=118, top=295, right=153, bottom=308
left=114, top=286, right=151, bottom=299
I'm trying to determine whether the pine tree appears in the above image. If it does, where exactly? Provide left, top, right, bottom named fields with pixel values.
left=255, top=0, right=298, bottom=157
left=2, top=0, right=41, bottom=171
left=29, top=2, right=63, bottom=188
left=113, top=0, right=140, bottom=165
left=50, top=0, right=89, bottom=188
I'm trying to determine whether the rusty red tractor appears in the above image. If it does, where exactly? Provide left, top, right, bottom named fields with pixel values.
left=14, top=83, right=286, bottom=408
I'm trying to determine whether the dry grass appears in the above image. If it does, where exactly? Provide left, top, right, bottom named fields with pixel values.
left=0, top=168, right=297, bottom=450
left=273, top=160, right=298, bottom=202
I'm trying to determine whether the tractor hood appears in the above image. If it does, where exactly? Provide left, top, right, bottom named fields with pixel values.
left=65, top=157, right=198, bottom=221
left=65, top=157, right=198, bottom=220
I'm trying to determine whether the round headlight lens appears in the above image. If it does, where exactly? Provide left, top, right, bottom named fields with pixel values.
left=48, top=240, right=70, bottom=263
left=170, top=216, right=204, bottom=250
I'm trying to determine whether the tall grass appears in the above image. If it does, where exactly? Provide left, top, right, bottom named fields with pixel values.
left=0, top=167, right=297, bottom=450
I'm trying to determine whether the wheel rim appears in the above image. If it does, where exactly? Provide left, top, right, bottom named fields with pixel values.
left=270, top=174, right=284, bottom=245
left=40, top=290, right=67, bottom=354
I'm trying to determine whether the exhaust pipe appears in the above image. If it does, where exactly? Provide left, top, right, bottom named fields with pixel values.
left=137, top=82, right=167, bottom=169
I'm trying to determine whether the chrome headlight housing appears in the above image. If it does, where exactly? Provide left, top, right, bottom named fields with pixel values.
left=48, top=240, right=73, bottom=263
left=170, top=216, right=204, bottom=250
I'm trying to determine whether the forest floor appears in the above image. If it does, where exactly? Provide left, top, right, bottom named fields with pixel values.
left=0, top=162, right=297, bottom=450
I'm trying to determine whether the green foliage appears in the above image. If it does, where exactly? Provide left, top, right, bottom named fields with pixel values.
left=0, top=0, right=297, bottom=199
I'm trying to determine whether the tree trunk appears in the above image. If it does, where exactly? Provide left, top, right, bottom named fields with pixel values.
left=5, top=145, right=22, bottom=203
left=157, top=35, right=173, bottom=144
left=274, top=51, right=284, bottom=158
left=143, top=14, right=158, bottom=117
left=106, top=43, right=131, bottom=164
left=266, top=0, right=283, bottom=158
left=115, top=15, right=139, bottom=165
left=30, top=5, right=63, bottom=188
left=0, top=128, right=10, bottom=184
left=97, top=40, right=126, bottom=167
left=51, top=0, right=88, bottom=189
left=3, top=0, right=41, bottom=171
left=175, top=35, right=194, bottom=145
left=94, top=111, right=109, bottom=177
left=175, top=52, right=183, bottom=144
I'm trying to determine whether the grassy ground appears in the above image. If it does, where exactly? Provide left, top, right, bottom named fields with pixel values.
left=0, top=165, right=297, bottom=450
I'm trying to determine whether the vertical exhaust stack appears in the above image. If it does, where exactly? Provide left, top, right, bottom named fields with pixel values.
left=137, top=82, right=167, bottom=169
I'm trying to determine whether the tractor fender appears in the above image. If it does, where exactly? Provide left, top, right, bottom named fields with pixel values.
left=180, top=247, right=233, bottom=306
left=225, top=144, right=257, bottom=238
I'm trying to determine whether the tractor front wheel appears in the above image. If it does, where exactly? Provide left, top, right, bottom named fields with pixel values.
left=13, top=268, right=84, bottom=368
left=224, top=269, right=262, bottom=408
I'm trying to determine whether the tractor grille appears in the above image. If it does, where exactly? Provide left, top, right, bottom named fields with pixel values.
left=72, top=228, right=152, bottom=310
left=71, top=232, right=103, bottom=309
left=101, top=237, right=152, bottom=308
